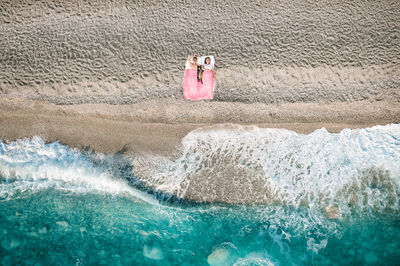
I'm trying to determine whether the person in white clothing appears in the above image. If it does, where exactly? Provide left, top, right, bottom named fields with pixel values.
left=199, top=57, right=215, bottom=82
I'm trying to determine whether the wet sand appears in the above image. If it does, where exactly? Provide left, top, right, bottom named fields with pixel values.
left=1, top=96, right=399, bottom=157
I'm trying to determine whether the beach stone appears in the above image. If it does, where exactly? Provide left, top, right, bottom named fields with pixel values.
left=1, top=237, right=21, bottom=251
left=56, top=221, right=69, bottom=228
left=323, top=206, right=341, bottom=219
left=207, top=248, right=230, bottom=265
left=27, top=231, right=39, bottom=237
left=38, top=226, right=48, bottom=234
left=139, top=230, right=149, bottom=237
left=143, top=244, right=164, bottom=260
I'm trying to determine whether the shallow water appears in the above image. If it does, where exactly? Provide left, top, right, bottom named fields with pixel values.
left=0, top=125, right=399, bottom=265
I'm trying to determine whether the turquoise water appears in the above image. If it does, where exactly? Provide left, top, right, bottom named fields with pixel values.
left=1, top=189, right=399, bottom=265
left=1, top=125, right=400, bottom=265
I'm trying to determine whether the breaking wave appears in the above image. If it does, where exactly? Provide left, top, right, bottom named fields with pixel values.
left=153, top=124, right=400, bottom=216
left=0, top=124, right=399, bottom=257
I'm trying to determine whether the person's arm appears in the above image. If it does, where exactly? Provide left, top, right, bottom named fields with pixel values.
left=188, top=54, right=198, bottom=60
left=187, top=55, right=198, bottom=66
left=212, top=68, right=215, bottom=77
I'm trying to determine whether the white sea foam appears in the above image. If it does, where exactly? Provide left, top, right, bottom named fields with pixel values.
left=233, top=252, right=276, bottom=266
left=0, top=136, right=156, bottom=204
left=154, top=124, right=400, bottom=213
left=1, top=125, right=399, bottom=253
left=149, top=124, right=400, bottom=252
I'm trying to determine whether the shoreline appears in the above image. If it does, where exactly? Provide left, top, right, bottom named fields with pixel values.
left=1, top=94, right=399, bottom=204
left=1, top=96, right=399, bottom=157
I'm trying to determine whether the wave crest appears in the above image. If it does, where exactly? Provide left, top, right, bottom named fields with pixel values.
left=152, top=124, right=400, bottom=216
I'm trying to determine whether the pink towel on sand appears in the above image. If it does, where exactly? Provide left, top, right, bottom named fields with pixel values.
left=198, top=70, right=214, bottom=100
left=183, top=69, right=214, bottom=101
left=182, top=69, right=199, bottom=101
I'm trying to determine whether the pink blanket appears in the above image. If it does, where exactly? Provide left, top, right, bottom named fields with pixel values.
left=182, top=69, right=199, bottom=101
left=182, top=69, right=214, bottom=101
left=198, top=70, right=214, bottom=100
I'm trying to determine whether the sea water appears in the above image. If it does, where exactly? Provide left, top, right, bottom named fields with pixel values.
left=0, top=125, right=399, bottom=265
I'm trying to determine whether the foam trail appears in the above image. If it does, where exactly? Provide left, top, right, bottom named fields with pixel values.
left=153, top=124, right=400, bottom=215
left=0, top=126, right=399, bottom=257
left=145, top=124, right=400, bottom=252
left=0, top=136, right=157, bottom=205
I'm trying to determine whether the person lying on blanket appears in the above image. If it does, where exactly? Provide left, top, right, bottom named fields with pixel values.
left=200, top=56, right=215, bottom=81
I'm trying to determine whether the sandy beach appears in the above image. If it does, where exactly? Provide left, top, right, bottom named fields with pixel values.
left=1, top=2, right=400, bottom=264
left=2, top=94, right=399, bottom=203
left=1, top=0, right=399, bottom=203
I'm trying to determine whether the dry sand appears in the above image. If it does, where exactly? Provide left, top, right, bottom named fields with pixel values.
left=1, top=0, right=399, bottom=105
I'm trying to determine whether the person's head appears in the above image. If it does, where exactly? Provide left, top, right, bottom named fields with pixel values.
left=193, top=57, right=198, bottom=62
left=205, top=57, right=211, bottom=64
